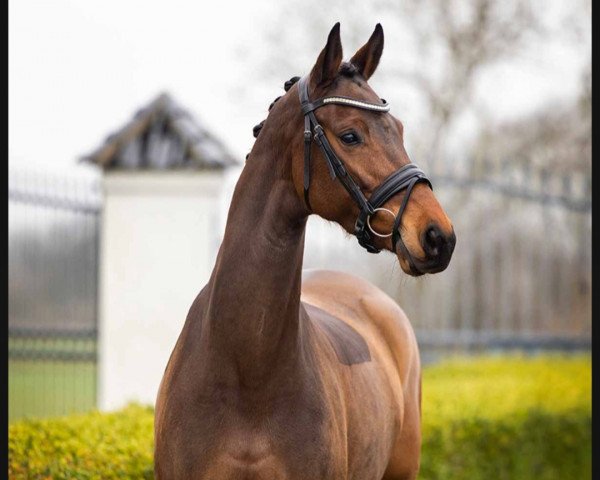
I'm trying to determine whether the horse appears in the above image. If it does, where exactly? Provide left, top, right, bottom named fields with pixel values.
left=154, top=23, right=456, bottom=480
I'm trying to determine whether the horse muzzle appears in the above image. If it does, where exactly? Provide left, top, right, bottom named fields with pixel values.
left=397, top=225, right=456, bottom=276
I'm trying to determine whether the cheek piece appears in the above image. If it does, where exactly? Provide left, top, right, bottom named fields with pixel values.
left=298, top=76, right=432, bottom=264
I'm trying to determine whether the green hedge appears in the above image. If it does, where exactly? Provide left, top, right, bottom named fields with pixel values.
left=419, top=355, right=591, bottom=479
left=8, top=404, right=154, bottom=479
left=8, top=354, right=590, bottom=479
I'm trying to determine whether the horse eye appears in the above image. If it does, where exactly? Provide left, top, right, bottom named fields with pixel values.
left=340, top=132, right=361, bottom=145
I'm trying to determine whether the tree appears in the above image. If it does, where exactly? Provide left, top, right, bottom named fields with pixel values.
left=239, top=0, right=589, bottom=173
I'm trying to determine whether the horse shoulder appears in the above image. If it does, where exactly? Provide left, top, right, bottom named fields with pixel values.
left=301, top=269, right=418, bottom=365
left=301, top=268, right=420, bottom=400
left=302, top=270, right=421, bottom=478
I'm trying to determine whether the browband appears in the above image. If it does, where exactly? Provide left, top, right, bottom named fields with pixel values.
left=298, top=76, right=432, bottom=257
left=301, top=96, right=390, bottom=115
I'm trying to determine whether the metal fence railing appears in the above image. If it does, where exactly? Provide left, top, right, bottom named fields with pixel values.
left=304, top=165, right=591, bottom=360
left=9, top=162, right=591, bottom=420
left=9, top=165, right=102, bottom=421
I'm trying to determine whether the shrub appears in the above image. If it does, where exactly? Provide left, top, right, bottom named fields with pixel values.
left=419, top=354, right=591, bottom=479
left=8, top=404, right=154, bottom=479
left=9, top=354, right=590, bottom=479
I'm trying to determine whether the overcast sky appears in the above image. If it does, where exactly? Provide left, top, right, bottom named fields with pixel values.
left=9, top=0, right=590, bottom=170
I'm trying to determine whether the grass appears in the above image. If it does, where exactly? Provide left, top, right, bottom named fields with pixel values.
left=9, top=336, right=97, bottom=422
left=9, top=360, right=96, bottom=423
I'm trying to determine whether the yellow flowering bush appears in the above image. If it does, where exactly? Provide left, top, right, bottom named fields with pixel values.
left=9, top=404, right=154, bottom=479
left=9, top=354, right=590, bottom=479
left=419, top=354, right=591, bottom=479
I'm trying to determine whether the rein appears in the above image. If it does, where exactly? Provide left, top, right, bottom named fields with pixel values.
left=298, top=76, right=432, bottom=256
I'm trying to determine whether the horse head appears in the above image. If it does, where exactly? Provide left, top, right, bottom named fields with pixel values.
left=290, top=23, right=456, bottom=276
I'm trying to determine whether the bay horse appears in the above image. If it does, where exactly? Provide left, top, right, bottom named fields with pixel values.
left=155, top=23, right=455, bottom=480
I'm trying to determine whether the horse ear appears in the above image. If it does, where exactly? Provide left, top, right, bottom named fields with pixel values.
left=310, top=22, right=343, bottom=87
left=349, top=24, right=384, bottom=80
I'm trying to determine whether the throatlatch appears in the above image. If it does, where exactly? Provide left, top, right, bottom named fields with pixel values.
left=297, top=76, right=432, bottom=255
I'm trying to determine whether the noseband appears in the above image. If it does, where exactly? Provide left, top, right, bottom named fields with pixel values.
left=298, top=76, right=432, bottom=255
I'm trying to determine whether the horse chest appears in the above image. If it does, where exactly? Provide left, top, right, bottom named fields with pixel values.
left=160, top=393, right=346, bottom=479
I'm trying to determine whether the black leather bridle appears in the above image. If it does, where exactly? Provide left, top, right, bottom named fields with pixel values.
left=298, top=76, right=432, bottom=256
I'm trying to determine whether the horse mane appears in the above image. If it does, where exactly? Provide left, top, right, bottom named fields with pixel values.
left=247, top=76, right=300, bottom=160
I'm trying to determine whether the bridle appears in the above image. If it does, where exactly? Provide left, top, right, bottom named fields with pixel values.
left=298, top=76, right=432, bottom=257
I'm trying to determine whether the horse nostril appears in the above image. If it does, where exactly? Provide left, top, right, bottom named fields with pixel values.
left=423, top=225, right=444, bottom=258
left=417, top=225, right=456, bottom=272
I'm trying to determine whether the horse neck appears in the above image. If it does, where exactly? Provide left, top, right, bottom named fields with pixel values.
left=202, top=100, right=309, bottom=383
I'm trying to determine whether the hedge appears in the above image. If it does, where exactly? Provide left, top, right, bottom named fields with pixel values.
left=419, top=354, right=591, bottom=480
left=8, top=354, right=591, bottom=479
left=8, top=404, right=154, bottom=480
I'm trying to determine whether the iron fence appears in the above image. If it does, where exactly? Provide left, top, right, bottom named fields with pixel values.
left=304, top=164, right=591, bottom=360
left=8, top=165, right=102, bottom=421
left=8, top=161, right=591, bottom=420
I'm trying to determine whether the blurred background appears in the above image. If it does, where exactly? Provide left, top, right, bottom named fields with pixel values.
left=9, top=0, right=590, bottom=429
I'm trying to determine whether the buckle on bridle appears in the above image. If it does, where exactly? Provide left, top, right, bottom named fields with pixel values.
left=313, top=125, right=324, bottom=142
